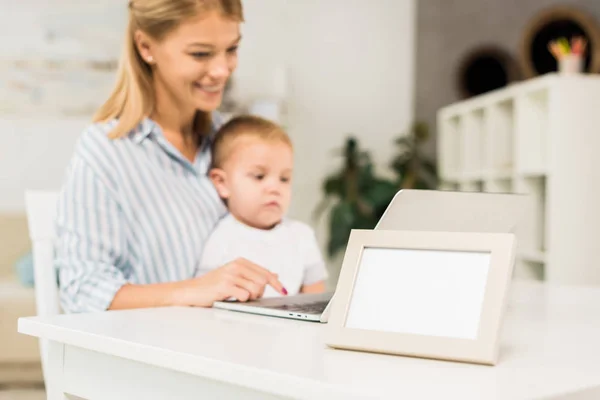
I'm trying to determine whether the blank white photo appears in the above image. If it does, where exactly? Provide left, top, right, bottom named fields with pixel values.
left=345, top=247, right=491, bottom=340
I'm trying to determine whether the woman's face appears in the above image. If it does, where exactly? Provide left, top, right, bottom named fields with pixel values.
left=137, top=11, right=241, bottom=112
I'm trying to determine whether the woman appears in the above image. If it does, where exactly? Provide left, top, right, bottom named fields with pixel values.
left=55, top=0, right=286, bottom=313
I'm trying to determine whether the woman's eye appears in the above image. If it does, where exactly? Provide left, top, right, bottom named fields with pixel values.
left=254, top=174, right=265, bottom=180
left=192, top=47, right=237, bottom=60
left=280, top=177, right=290, bottom=183
left=191, top=52, right=212, bottom=59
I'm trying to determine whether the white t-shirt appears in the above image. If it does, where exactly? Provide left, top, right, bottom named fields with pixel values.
left=196, top=214, right=328, bottom=297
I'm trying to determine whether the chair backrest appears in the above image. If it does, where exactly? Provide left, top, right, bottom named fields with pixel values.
left=24, top=190, right=60, bottom=386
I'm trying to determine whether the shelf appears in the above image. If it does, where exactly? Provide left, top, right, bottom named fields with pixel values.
left=460, top=110, right=485, bottom=178
left=519, top=250, right=546, bottom=264
left=437, top=74, right=600, bottom=286
left=514, top=176, right=546, bottom=253
left=515, top=259, right=545, bottom=281
left=517, top=168, right=547, bottom=178
left=483, top=178, right=512, bottom=194
left=437, top=116, right=461, bottom=181
left=459, top=180, right=484, bottom=193
left=485, top=169, right=513, bottom=180
left=438, top=181, right=460, bottom=192
left=438, top=73, right=560, bottom=119
left=485, top=100, right=514, bottom=173
left=515, top=89, right=549, bottom=174
left=461, top=172, right=484, bottom=182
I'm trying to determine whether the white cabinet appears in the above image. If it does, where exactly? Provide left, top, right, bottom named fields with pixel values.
left=437, top=73, right=600, bottom=285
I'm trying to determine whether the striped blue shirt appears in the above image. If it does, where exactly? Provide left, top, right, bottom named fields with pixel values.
left=55, top=115, right=227, bottom=313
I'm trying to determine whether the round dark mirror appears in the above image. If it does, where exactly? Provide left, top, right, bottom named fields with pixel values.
left=531, top=19, right=591, bottom=75
left=457, top=47, right=520, bottom=99
left=521, top=6, right=600, bottom=77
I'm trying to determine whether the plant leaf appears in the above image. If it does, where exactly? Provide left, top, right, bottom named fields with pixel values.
left=324, top=176, right=345, bottom=196
left=419, top=159, right=439, bottom=188
left=365, top=181, right=398, bottom=218
left=327, top=201, right=355, bottom=257
left=312, top=197, right=333, bottom=221
left=362, top=179, right=397, bottom=206
left=422, top=159, right=438, bottom=176
left=395, top=135, right=414, bottom=146
left=413, top=122, right=429, bottom=142
left=414, top=179, right=430, bottom=190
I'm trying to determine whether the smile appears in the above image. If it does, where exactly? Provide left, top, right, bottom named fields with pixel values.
left=194, top=83, right=224, bottom=94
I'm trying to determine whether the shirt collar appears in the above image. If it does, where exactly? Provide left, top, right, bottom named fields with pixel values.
left=131, top=117, right=155, bottom=144
left=132, top=112, right=222, bottom=145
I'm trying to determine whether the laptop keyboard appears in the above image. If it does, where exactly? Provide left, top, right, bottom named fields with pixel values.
left=266, top=300, right=329, bottom=314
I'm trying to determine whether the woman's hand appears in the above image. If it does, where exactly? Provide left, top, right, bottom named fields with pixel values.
left=174, top=258, right=287, bottom=307
left=300, top=281, right=326, bottom=294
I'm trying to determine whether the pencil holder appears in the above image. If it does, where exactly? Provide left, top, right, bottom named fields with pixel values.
left=559, top=54, right=584, bottom=74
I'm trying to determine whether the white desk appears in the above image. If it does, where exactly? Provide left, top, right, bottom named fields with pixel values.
left=18, top=281, right=600, bottom=400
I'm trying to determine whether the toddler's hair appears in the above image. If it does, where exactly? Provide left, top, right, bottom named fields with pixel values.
left=211, top=115, right=292, bottom=169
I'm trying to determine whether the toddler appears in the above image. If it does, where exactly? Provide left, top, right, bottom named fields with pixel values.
left=196, top=115, right=328, bottom=298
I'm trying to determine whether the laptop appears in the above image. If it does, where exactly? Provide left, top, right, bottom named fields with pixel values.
left=212, top=189, right=528, bottom=322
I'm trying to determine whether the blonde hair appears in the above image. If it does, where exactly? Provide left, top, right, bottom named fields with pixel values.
left=211, top=115, right=292, bottom=169
left=94, top=0, right=244, bottom=139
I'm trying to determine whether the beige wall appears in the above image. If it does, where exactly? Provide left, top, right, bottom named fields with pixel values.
left=0, top=214, right=39, bottom=365
left=0, top=214, right=29, bottom=279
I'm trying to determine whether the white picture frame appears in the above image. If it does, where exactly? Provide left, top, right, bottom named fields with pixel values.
left=325, top=229, right=517, bottom=366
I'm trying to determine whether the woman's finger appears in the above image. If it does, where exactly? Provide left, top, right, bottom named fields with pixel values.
left=231, top=275, right=263, bottom=300
left=236, top=258, right=287, bottom=295
left=226, top=284, right=251, bottom=303
left=234, top=262, right=268, bottom=286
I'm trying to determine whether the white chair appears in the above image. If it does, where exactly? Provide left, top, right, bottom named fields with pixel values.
left=24, top=190, right=61, bottom=387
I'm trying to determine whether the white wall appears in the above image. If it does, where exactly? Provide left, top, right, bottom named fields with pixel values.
left=236, top=0, right=416, bottom=276
left=0, top=118, right=86, bottom=212
left=289, top=0, right=416, bottom=220
left=0, top=0, right=123, bottom=213
left=0, top=1, right=416, bottom=273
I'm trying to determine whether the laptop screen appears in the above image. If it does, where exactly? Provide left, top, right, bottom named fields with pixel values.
left=344, top=247, right=491, bottom=340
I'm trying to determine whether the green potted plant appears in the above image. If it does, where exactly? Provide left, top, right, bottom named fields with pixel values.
left=390, top=121, right=438, bottom=190
left=313, top=136, right=397, bottom=258
left=314, top=122, right=438, bottom=260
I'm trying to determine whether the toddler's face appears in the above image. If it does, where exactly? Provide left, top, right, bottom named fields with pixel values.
left=211, top=137, right=293, bottom=229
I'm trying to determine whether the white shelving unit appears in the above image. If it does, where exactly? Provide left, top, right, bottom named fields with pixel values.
left=437, top=73, right=600, bottom=285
